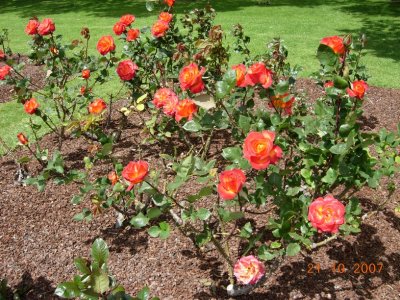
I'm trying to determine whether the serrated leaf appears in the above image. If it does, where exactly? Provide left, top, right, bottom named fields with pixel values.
left=196, top=208, right=211, bottom=221
left=148, top=226, right=161, bottom=238
left=286, top=243, right=301, bottom=256
left=74, top=257, right=90, bottom=275
left=92, top=273, right=109, bottom=294
left=54, top=282, right=81, bottom=298
left=147, top=207, right=162, bottom=220
left=183, top=120, right=202, bottom=132
left=130, top=212, right=150, bottom=228
left=321, top=168, right=338, bottom=185
left=193, top=94, right=216, bottom=110
left=91, top=238, right=109, bottom=268
left=329, top=143, right=347, bottom=155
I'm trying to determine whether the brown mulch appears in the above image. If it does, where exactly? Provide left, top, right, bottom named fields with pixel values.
left=0, top=80, right=399, bottom=300
left=0, top=55, right=46, bottom=103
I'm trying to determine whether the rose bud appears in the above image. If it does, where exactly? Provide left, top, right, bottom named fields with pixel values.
left=159, top=12, right=173, bottom=23
left=153, top=88, right=178, bottom=116
left=25, top=19, right=39, bottom=35
left=320, top=35, right=345, bottom=55
left=243, top=130, right=282, bottom=170
left=88, top=98, right=107, bottom=114
left=49, top=46, right=59, bottom=55
left=179, top=62, right=206, bottom=94
left=80, top=27, right=90, bottom=39
left=120, top=14, right=135, bottom=26
left=108, top=171, right=119, bottom=185
left=122, top=161, right=149, bottom=191
left=82, top=69, right=90, bottom=79
left=347, top=80, right=368, bottom=100
left=113, top=21, right=126, bottom=36
left=17, top=133, right=29, bottom=145
left=217, top=169, right=246, bottom=200
left=245, top=62, right=273, bottom=89
left=308, top=194, right=345, bottom=233
left=126, top=28, right=140, bottom=42
left=232, top=64, right=247, bottom=88
left=97, top=35, right=116, bottom=56
left=24, top=98, right=39, bottom=114
left=151, top=20, right=169, bottom=38
left=37, top=18, right=55, bottom=36
left=175, top=98, right=197, bottom=122
left=0, top=65, right=12, bottom=80
left=234, top=256, right=265, bottom=285
left=116, top=59, right=138, bottom=81
left=164, top=0, right=175, bottom=6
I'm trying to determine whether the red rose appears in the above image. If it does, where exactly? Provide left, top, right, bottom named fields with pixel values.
left=113, top=22, right=126, bottom=36
left=17, top=133, right=29, bottom=145
left=232, top=64, right=247, bottom=88
left=217, top=169, right=246, bottom=200
left=151, top=20, right=169, bottom=38
left=320, top=36, right=345, bottom=55
left=243, top=130, right=282, bottom=170
left=324, top=81, right=334, bottom=88
left=0, top=65, right=11, bottom=80
left=164, top=0, right=175, bottom=6
left=175, top=98, right=197, bottom=122
left=153, top=88, right=178, bottom=116
left=159, top=12, right=173, bottom=23
left=308, top=194, right=345, bottom=233
left=116, top=60, right=138, bottom=81
left=234, top=256, right=265, bottom=285
left=269, top=93, right=295, bottom=115
left=347, top=80, right=368, bottom=99
left=88, top=99, right=107, bottom=114
left=25, top=19, right=39, bottom=35
left=122, top=161, right=149, bottom=191
left=24, top=98, right=39, bottom=114
left=37, top=18, right=55, bottom=36
left=120, top=14, right=135, bottom=26
left=97, top=36, right=116, bottom=56
left=245, top=62, right=273, bottom=88
left=82, top=69, right=90, bottom=79
left=108, top=171, right=119, bottom=185
left=179, top=62, right=206, bottom=94
left=0, top=50, right=5, bottom=60
left=126, top=29, right=140, bottom=42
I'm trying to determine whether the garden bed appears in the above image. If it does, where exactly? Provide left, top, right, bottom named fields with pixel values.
left=0, top=79, right=399, bottom=299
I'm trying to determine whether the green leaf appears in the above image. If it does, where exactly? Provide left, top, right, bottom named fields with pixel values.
left=101, top=143, right=113, bottom=156
left=54, top=282, right=81, bottom=298
left=270, top=241, right=281, bottom=249
left=130, top=212, right=150, bottom=228
left=187, top=186, right=214, bottom=203
left=333, top=76, right=348, bottom=89
left=183, top=120, right=202, bottom=132
left=222, top=147, right=242, bottom=162
left=239, top=222, right=253, bottom=238
left=223, top=69, right=237, bottom=90
left=316, top=44, right=338, bottom=67
left=218, top=208, right=244, bottom=222
left=321, top=168, right=338, bottom=185
left=147, top=207, right=162, bottom=220
left=145, top=1, right=154, bottom=11
left=286, top=243, right=301, bottom=256
left=92, top=273, right=110, bottom=294
left=329, top=143, right=347, bottom=155
left=215, top=81, right=229, bottom=99
left=74, top=257, right=90, bottom=275
left=258, top=245, right=275, bottom=261
left=113, top=182, right=125, bottom=193
left=136, top=286, right=150, bottom=300
left=275, top=80, right=289, bottom=94
left=91, top=238, right=109, bottom=268
left=193, top=94, right=216, bottom=110
left=196, top=208, right=211, bottom=221
left=159, top=221, right=170, bottom=239
left=148, top=226, right=161, bottom=238
left=238, top=115, right=251, bottom=134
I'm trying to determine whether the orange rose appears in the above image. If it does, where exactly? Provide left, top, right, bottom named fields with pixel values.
left=126, top=29, right=140, bottom=42
left=175, top=99, right=197, bottom=122
left=217, top=169, right=246, bottom=200
left=116, top=60, right=138, bottom=81
left=234, top=255, right=265, bottom=285
left=243, top=130, right=282, bottom=170
left=179, top=62, right=206, bottom=94
left=232, top=64, right=247, bottom=88
left=347, top=80, right=368, bottom=99
left=37, top=18, right=55, bottom=36
left=113, top=22, right=126, bottom=36
left=97, top=36, right=116, bottom=56
left=153, top=88, right=178, bottom=116
left=17, top=133, right=29, bottom=145
left=0, top=65, right=11, bottom=80
left=270, top=93, right=295, bottom=115
left=308, top=194, right=345, bottom=233
left=159, top=12, right=173, bottom=23
left=324, top=81, right=334, bottom=88
left=120, top=14, right=135, bottom=26
left=108, top=171, right=119, bottom=185
left=82, top=69, right=90, bottom=79
left=88, top=99, right=107, bottom=114
left=245, top=62, right=273, bottom=88
left=320, top=36, right=345, bottom=55
left=164, top=0, right=175, bottom=6
left=151, top=20, right=169, bottom=38
left=24, top=98, right=39, bottom=114
left=122, top=161, right=149, bottom=191
left=25, top=19, right=39, bottom=35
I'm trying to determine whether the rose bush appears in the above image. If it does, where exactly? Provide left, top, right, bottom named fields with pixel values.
left=1, top=0, right=399, bottom=297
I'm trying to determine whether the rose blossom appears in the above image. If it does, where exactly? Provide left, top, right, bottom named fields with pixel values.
left=82, top=69, right=90, bottom=79
left=308, top=194, right=346, bottom=233
left=179, top=62, right=206, bottom=94
left=97, top=36, right=116, bottom=56
left=347, top=80, right=368, bottom=99
left=113, top=22, right=126, bottom=36
left=151, top=20, right=169, bottom=38
left=175, top=99, right=197, bottom=122
left=88, top=99, right=107, bottom=114
left=159, top=12, right=173, bottom=23
left=122, top=161, right=149, bottom=191
left=37, top=18, right=55, bottom=36
left=243, top=130, right=282, bottom=170
left=17, top=133, right=29, bottom=145
left=126, top=29, right=140, bottom=41
left=108, top=171, right=119, bottom=185
left=164, top=0, right=175, bottom=6
left=25, top=19, right=39, bottom=35
left=24, top=98, right=39, bottom=114
left=232, top=64, right=247, bottom=88
left=320, top=35, right=345, bottom=55
left=245, top=62, right=273, bottom=89
left=0, top=65, right=12, bottom=80
left=217, top=169, right=246, bottom=200
left=152, top=88, right=178, bottom=116
left=116, top=60, right=138, bottom=81
left=269, top=93, right=295, bottom=115
left=120, top=14, right=135, bottom=26
left=234, top=255, right=265, bottom=285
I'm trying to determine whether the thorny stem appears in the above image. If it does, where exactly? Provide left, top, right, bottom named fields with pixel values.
left=311, top=234, right=338, bottom=249
left=144, top=180, right=185, bottom=209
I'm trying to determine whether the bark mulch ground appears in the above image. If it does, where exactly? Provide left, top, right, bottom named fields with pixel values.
left=0, top=76, right=399, bottom=299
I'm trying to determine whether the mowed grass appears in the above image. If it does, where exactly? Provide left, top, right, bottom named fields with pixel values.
left=0, top=0, right=399, bottom=152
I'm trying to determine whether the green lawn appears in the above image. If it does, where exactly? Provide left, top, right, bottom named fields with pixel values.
left=0, top=0, right=399, bottom=153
